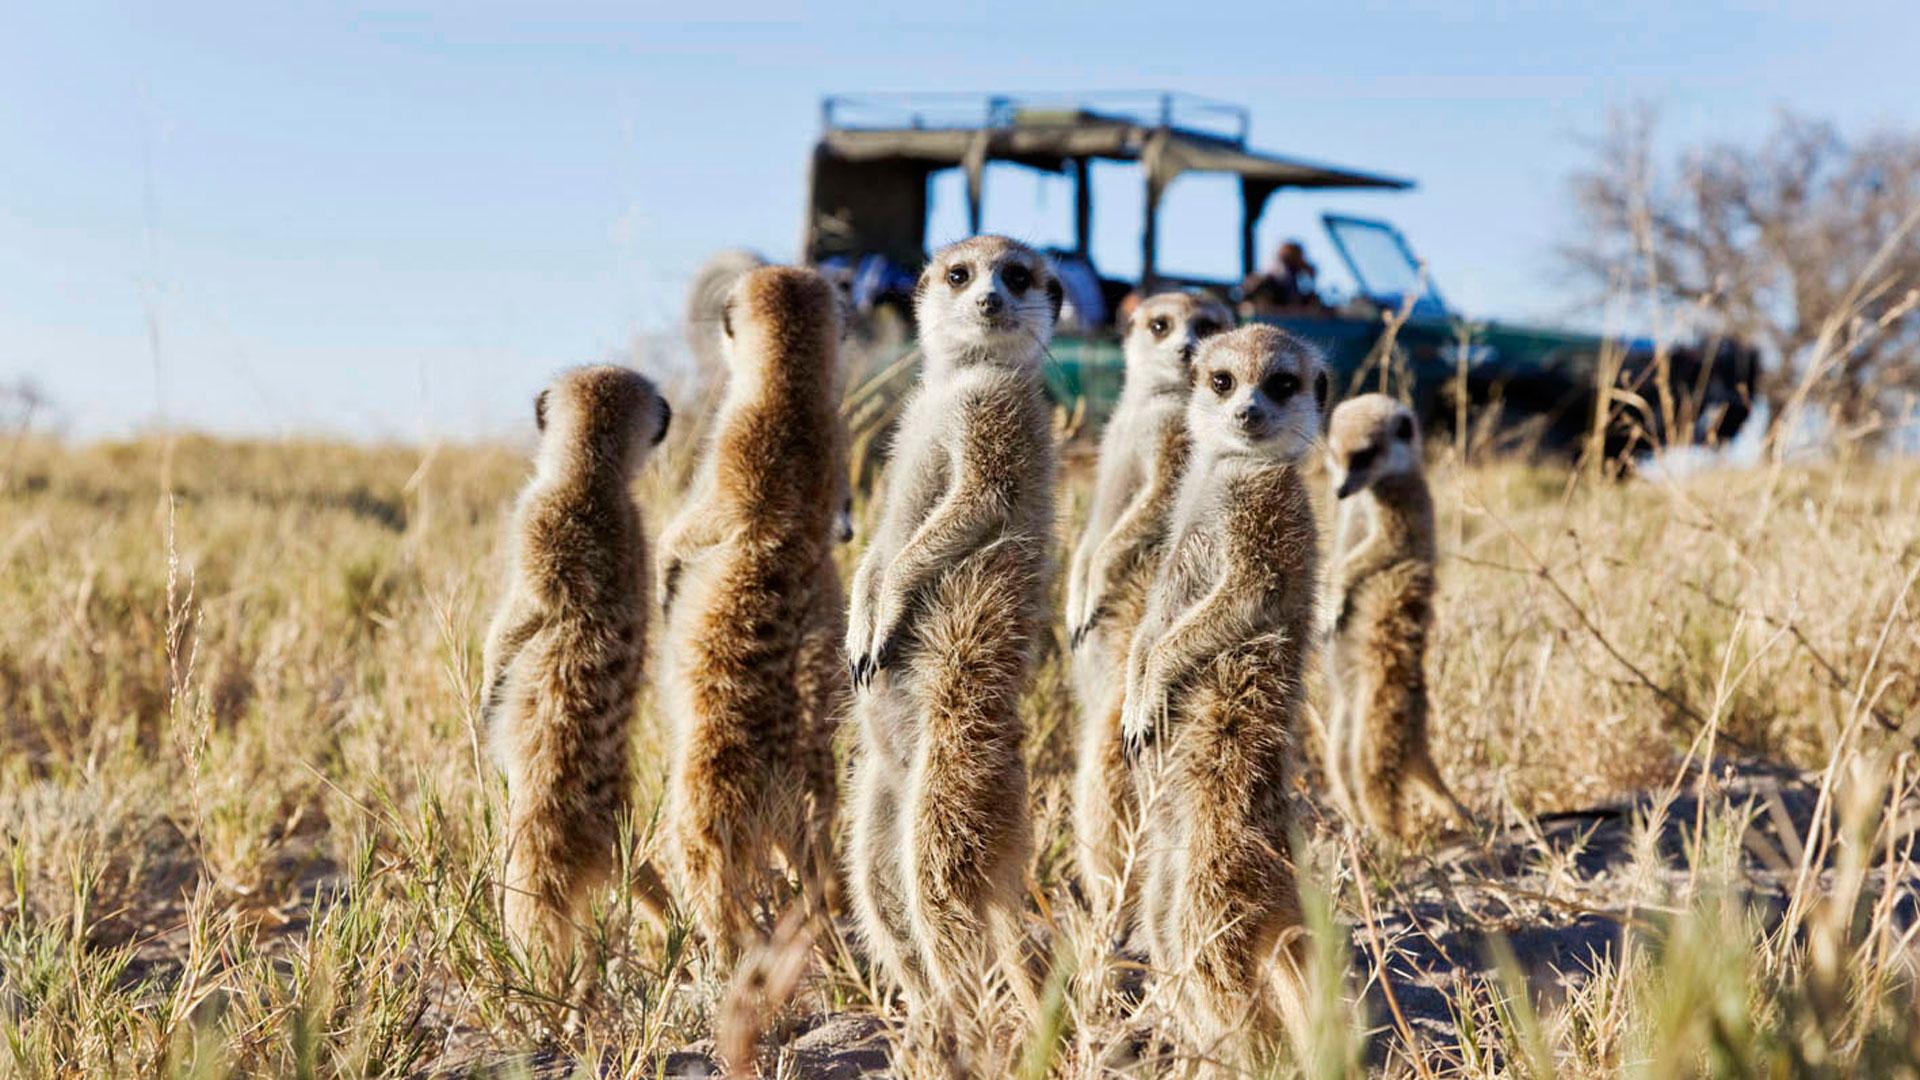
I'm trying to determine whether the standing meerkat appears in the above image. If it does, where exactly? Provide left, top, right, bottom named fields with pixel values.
left=1120, top=325, right=1328, bottom=1057
left=483, top=364, right=672, bottom=973
left=1324, top=393, right=1470, bottom=841
left=656, top=265, right=849, bottom=964
left=843, top=235, right=1062, bottom=1013
left=1064, top=291, right=1231, bottom=926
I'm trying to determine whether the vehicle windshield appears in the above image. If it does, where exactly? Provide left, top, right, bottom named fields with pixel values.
left=1324, top=215, right=1446, bottom=316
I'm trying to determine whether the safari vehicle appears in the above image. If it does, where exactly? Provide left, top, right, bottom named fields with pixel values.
left=802, top=92, right=1759, bottom=454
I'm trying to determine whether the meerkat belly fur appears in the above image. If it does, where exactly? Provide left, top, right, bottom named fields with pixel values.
left=843, top=236, right=1062, bottom=1012
left=1119, top=326, right=1328, bottom=1056
left=1324, top=393, right=1469, bottom=842
left=1064, top=292, right=1231, bottom=926
left=483, top=365, right=672, bottom=973
left=657, top=266, right=849, bottom=964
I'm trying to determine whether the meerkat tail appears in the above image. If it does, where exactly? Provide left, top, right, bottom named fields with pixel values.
left=845, top=720, right=928, bottom=999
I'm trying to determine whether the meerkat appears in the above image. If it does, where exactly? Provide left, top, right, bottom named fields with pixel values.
left=1064, top=291, right=1232, bottom=926
left=656, top=265, right=849, bottom=965
left=1324, top=393, right=1470, bottom=842
left=842, top=235, right=1062, bottom=1013
left=1119, top=325, right=1328, bottom=1057
left=482, top=364, right=672, bottom=974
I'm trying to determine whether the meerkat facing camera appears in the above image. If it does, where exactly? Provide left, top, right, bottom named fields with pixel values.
left=1064, top=291, right=1231, bottom=926
left=1120, top=325, right=1328, bottom=1058
left=657, top=265, right=848, bottom=965
left=843, top=235, right=1061, bottom=1014
left=1324, top=393, right=1470, bottom=842
left=483, top=365, right=672, bottom=974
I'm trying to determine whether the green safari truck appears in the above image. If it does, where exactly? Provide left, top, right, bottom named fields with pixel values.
left=801, top=92, right=1759, bottom=455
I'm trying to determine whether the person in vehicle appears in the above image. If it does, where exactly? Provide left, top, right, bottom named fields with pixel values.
left=1239, top=239, right=1323, bottom=316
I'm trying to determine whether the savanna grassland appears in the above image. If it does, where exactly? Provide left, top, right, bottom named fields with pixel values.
left=1, top=421, right=1915, bottom=1078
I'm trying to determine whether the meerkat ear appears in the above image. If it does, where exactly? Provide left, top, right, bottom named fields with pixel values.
left=534, top=389, right=550, bottom=432
left=1045, top=277, right=1064, bottom=323
left=720, top=299, right=735, bottom=339
left=1396, top=413, right=1415, bottom=441
left=1314, top=370, right=1330, bottom=415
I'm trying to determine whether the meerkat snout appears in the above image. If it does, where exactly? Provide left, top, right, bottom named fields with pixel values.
left=914, top=236, right=1064, bottom=367
left=1327, top=394, right=1420, bottom=499
left=1128, top=291, right=1231, bottom=391
left=1187, top=325, right=1329, bottom=462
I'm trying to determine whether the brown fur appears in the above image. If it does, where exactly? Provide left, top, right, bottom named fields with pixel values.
left=1325, top=394, right=1468, bottom=841
left=1072, top=421, right=1189, bottom=921
left=844, top=236, right=1059, bottom=1017
left=1122, top=325, right=1328, bottom=1059
left=1068, top=292, right=1229, bottom=927
left=483, top=364, right=671, bottom=975
left=658, top=266, right=847, bottom=964
left=1135, top=466, right=1319, bottom=1056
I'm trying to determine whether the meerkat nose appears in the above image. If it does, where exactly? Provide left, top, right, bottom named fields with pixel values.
left=976, top=292, right=1004, bottom=316
left=653, top=398, right=672, bottom=446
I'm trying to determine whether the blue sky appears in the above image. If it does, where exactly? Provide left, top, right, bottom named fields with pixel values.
left=3, top=2, right=1917, bottom=440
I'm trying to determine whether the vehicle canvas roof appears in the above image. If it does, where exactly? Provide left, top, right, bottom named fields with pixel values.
left=804, top=92, right=1412, bottom=277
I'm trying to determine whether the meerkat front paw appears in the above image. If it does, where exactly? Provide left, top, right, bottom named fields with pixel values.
left=659, top=557, right=684, bottom=616
left=865, top=600, right=906, bottom=685
left=845, top=615, right=873, bottom=689
left=1120, top=694, right=1158, bottom=762
left=1069, top=598, right=1110, bottom=649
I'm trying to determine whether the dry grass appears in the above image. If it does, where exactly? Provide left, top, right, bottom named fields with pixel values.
left=0, top=415, right=1914, bottom=1077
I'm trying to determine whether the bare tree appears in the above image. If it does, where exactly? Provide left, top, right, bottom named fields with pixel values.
left=1565, top=106, right=1920, bottom=435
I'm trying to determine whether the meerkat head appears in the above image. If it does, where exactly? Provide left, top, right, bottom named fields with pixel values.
left=1185, top=325, right=1329, bottom=463
left=533, top=364, right=672, bottom=478
left=718, top=265, right=844, bottom=399
left=913, top=236, right=1063, bottom=374
left=1326, top=393, right=1421, bottom=499
left=1125, top=291, right=1234, bottom=396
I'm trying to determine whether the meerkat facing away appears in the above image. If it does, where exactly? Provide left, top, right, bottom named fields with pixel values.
left=483, top=365, right=672, bottom=974
left=655, top=265, right=849, bottom=964
left=1064, top=291, right=1231, bottom=926
left=1324, top=393, right=1470, bottom=842
left=1119, top=326, right=1328, bottom=1057
left=843, top=235, right=1062, bottom=1014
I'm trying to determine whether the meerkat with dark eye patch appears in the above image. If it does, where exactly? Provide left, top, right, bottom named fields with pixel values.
left=1119, top=325, right=1328, bottom=1059
left=842, top=235, right=1062, bottom=1015
left=655, top=265, right=851, bottom=966
left=1323, top=393, right=1470, bottom=842
left=483, top=364, right=672, bottom=979
left=1064, top=291, right=1232, bottom=928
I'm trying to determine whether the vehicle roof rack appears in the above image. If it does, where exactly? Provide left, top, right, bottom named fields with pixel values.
left=822, top=91, right=1252, bottom=146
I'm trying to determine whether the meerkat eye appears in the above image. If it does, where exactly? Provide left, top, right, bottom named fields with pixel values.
left=1209, top=371, right=1234, bottom=396
left=1191, top=318, right=1221, bottom=339
left=1261, top=372, right=1300, bottom=400
left=945, top=264, right=971, bottom=289
left=1148, top=316, right=1170, bottom=338
left=1350, top=446, right=1378, bottom=471
left=1396, top=414, right=1415, bottom=441
left=1001, top=263, right=1032, bottom=295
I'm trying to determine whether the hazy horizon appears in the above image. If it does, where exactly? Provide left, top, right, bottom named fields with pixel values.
left=6, top=2, right=1918, bottom=441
